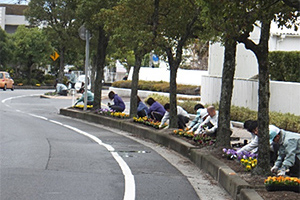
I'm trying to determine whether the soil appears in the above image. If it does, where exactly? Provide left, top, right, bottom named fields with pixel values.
left=210, top=150, right=300, bottom=200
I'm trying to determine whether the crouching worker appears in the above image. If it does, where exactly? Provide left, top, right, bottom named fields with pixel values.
left=237, top=120, right=280, bottom=166
left=270, top=129, right=300, bottom=177
left=186, top=104, right=208, bottom=132
left=194, top=106, right=218, bottom=137
left=74, top=88, right=94, bottom=106
left=146, top=97, right=165, bottom=122
left=137, top=96, right=148, bottom=118
left=159, top=103, right=190, bottom=129
left=54, top=81, right=68, bottom=96
left=108, top=91, right=125, bottom=112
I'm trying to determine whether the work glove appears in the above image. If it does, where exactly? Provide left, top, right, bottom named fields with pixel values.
left=270, top=166, right=278, bottom=173
left=277, top=170, right=286, bottom=176
left=277, top=166, right=287, bottom=176
left=194, top=129, right=200, bottom=135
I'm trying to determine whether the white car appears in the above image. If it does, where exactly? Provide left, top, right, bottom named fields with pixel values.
left=75, top=75, right=91, bottom=91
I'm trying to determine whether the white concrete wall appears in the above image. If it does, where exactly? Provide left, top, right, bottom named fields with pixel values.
left=0, top=7, right=5, bottom=30
left=201, top=75, right=300, bottom=115
left=270, top=35, right=300, bottom=51
left=128, top=67, right=208, bottom=86
left=5, top=14, right=29, bottom=26
left=209, top=42, right=259, bottom=79
left=269, top=81, right=300, bottom=114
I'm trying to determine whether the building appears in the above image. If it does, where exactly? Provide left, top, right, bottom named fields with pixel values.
left=0, top=4, right=29, bottom=33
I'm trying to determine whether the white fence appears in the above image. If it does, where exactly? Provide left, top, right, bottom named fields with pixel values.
left=201, top=75, right=300, bottom=116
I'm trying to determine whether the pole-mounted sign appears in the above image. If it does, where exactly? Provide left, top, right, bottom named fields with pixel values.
left=50, top=51, right=59, bottom=61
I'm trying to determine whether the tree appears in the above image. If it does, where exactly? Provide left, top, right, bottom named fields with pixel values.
left=0, top=28, right=14, bottom=69
left=104, top=0, right=157, bottom=117
left=25, top=0, right=80, bottom=82
left=12, top=25, right=52, bottom=84
left=76, top=0, right=119, bottom=110
left=283, top=0, right=300, bottom=9
left=202, top=1, right=263, bottom=148
left=236, top=1, right=299, bottom=175
left=204, top=0, right=299, bottom=174
left=153, top=0, right=206, bottom=128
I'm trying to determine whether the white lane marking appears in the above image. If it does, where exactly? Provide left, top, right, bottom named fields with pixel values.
left=28, top=113, right=48, bottom=121
left=49, top=119, right=63, bottom=126
left=2, top=95, right=136, bottom=200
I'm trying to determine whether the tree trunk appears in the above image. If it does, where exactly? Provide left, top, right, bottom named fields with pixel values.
left=57, top=47, right=65, bottom=83
left=91, top=55, right=97, bottom=93
left=237, top=18, right=272, bottom=176
left=27, top=60, right=33, bottom=84
left=216, top=39, right=237, bottom=148
left=93, top=26, right=109, bottom=110
left=129, top=52, right=142, bottom=118
left=166, top=47, right=178, bottom=128
left=253, top=19, right=271, bottom=176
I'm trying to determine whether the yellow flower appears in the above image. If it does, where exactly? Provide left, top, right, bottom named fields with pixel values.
left=253, top=159, right=257, bottom=165
left=264, top=176, right=300, bottom=186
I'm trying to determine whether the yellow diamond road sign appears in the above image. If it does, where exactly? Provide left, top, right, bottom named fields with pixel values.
left=50, top=51, right=59, bottom=61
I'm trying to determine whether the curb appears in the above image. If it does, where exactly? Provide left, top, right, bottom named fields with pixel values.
left=60, top=108, right=264, bottom=200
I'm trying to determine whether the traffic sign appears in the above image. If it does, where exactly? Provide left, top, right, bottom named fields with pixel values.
left=50, top=51, right=59, bottom=61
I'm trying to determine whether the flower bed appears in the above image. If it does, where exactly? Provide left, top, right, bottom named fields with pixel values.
left=133, top=116, right=167, bottom=129
left=73, top=104, right=93, bottom=110
left=264, top=176, right=300, bottom=193
left=222, top=148, right=258, bottom=171
left=94, top=108, right=129, bottom=118
left=173, top=129, right=216, bottom=146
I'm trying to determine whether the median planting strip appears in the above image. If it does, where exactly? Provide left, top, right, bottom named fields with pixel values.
left=60, top=108, right=264, bottom=200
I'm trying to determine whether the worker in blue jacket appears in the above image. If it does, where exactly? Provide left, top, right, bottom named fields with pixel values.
left=74, top=88, right=94, bottom=106
left=108, top=91, right=125, bottom=112
left=146, top=97, right=165, bottom=122
left=270, top=129, right=300, bottom=177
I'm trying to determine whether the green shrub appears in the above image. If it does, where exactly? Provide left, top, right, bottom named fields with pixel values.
left=112, top=80, right=199, bottom=95
left=269, top=51, right=300, bottom=82
left=44, top=79, right=56, bottom=86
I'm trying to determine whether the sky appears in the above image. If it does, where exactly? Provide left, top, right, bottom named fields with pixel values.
left=0, top=0, right=29, bottom=5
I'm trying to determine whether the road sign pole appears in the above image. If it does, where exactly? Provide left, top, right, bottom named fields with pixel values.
left=84, top=30, right=90, bottom=111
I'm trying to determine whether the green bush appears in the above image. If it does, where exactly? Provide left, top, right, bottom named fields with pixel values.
left=269, top=51, right=300, bottom=82
left=44, top=79, right=56, bottom=86
left=112, top=80, right=200, bottom=95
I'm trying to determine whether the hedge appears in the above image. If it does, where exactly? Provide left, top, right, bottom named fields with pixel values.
left=269, top=51, right=300, bottom=83
left=112, top=80, right=200, bottom=95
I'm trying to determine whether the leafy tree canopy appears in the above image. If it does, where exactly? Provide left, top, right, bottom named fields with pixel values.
left=13, top=25, right=52, bottom=67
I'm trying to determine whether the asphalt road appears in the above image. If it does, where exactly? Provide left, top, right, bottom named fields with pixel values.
left=0, top=89, right=231, bottom=200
